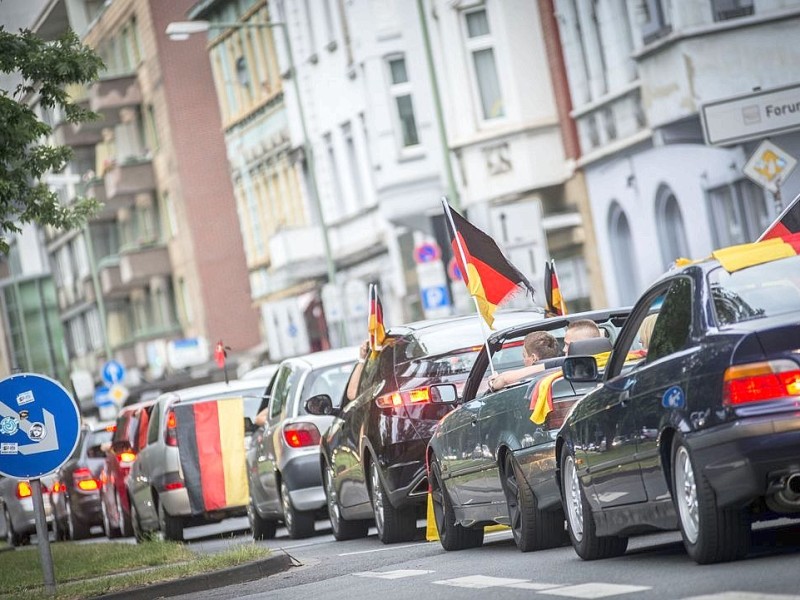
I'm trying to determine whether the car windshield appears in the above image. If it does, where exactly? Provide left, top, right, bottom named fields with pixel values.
left=300, top=363, right=354, bottom=412
left=709, top=256, right=800, bottom=326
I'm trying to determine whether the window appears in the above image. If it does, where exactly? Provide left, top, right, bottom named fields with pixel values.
left=386, top=56, right=420, bottom=148
left=463, top=8, right=504, bottom=120
left=655, top=185, right=689, bottom=268
left=647, top=278, right=692, bottom=362
left=342, top=122, right=365, bottom=209
left=711, top=0, right=754, bottom=21
left=177, top=277, right=193, bottom=325
left=161, top=191, right=178, bottom=238
left=706, top=179, right=770, bottom=248
left=86, top=308, right=103, bottom=351
left=325, top=133, right=345, bottom=217
left=608, top=202, right=640, bottom=304
left=639, top=0, right=671, bottom=44
left=269, top=364, right=297, bottom=420
left=236, top=56, right=251, bottom=91
left=302, top=0, right=318, bottom=58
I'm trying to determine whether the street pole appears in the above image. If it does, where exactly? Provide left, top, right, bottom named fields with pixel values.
left=83, top=224, right=113, bottom=361
left=31, top=478, right=56, bottom=593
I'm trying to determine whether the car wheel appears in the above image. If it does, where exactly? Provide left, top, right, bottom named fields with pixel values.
left=429, top=457, right=484, bottom=551
left=130, top=499, right=146, bottom=543
left=248, top=498, right=277, bottom=540
left=502, top=453, right=566, bottom=552
left=325, top=463, right=369, bottom=541
left=66, top=498, right=90, bottom=541
left=672, top=437, right=750, bottom=564
left=369, top=459, right=417, bottom=544
left=158, top=500, right=184, bottom=542
left=101, top=495, right=121, bottom=539
left=4, top=507, right=27, bottom=547
left=561, top=449, right=627, bottom=560
left=280, top=481, right=315, bottom=539
left=117, top=491, right=133, bottom=538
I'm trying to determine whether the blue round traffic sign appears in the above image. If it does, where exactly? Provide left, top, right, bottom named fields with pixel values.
left=102, top=360, right=125, bottom=385
left=413, top=242, right=441, bottom=265
left=0, top=373, right=81, bottom=479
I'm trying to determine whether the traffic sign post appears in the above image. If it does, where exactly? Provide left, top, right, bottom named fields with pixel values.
left=0, top=373, right=82, bottom=594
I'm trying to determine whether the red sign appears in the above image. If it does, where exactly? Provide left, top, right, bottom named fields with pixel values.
left=447, top=257, right=463, bottom=281
left=413, top=242, right=441, bottom=265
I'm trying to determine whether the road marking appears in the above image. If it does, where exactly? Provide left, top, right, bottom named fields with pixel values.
left=338, top=542, right=422, bottom=556
left=434, top=575, right=531, bottom=589
left=682, top=594, right=800, bottom=600
left=354, top=569, right=434, bottom=580
left=542, top=583, right=651, bottom=598
left=506, top=582, right=565, bottom=590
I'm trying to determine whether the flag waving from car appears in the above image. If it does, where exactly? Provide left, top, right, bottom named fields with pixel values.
left=368, top=283, right=387, bottom=355
left=544, top=260, right=567, bottom=317
left=443, top=199, right=534, bottom=329
left=759, top=192, right=800, bottom=241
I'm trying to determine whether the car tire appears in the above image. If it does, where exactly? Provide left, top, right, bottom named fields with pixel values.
left=248, top=498, right=277, bottom=540
left=502, top=453, right=566, bottom=552
left=561, top=449, right=628, bottom=560
left=66, top=498, right=90, bottom=541
left=117, top=491, right=133, bottom=538
left=369, top=459, right=417, bottom=544
left=280, top=481, right=315, bottom=539
left=4, top=507, right=28, bottom=547
left=672, top=436, right=750, bottom=564
left=101, top=495, right=121, bottom=539
left=158, top=500, right=184, bottom=542
left=429, top=457, right=484, bottom=551
left=325, top=463, right=369, bottom=541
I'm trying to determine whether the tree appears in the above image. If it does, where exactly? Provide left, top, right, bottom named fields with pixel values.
left=0, top=27, right=104, bottom=254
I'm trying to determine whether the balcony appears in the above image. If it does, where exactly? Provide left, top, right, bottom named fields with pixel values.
left=89, top=73, right=141, bottom=125
left=268, top=226, right=326, bottom=280
left=103, top=159, right=155, bottom=201
left=98, top=256, right=134, bottom=299
left=52, top=119, right=103, bottom=147
left=119, top=244, right=171, bottom=287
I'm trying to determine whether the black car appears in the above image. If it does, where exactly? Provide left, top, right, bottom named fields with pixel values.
left=306, top=310, right=543, bottom=544
left=556, top=249, right=800, bottom=564
left=427, top=309, right=629, bottom=552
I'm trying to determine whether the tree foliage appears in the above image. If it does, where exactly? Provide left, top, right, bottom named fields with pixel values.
left=0, top=26, right=104, bottom=254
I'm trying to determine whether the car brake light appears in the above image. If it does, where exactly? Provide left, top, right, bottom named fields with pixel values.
left=375, top=387, right=431, bottom=408
left=118, top=451, right=137, bottom=463
left=723, top=359, right=800, bottom=406
left=165, top=409, right=178, bottom=446
left=16, top=481, right=32, bottom=499
left=105, top=424, right=117, bottom=432
left=164, top=481, right=184, bottom=490
left=282, top=422, right=321, bottom=448
left=51, top=481, right=64, bottom=494
left=73, top=467, right=100, bottom=491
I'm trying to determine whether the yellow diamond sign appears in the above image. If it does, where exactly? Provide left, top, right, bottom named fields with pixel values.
left=743, top=140, right=797, bottom=193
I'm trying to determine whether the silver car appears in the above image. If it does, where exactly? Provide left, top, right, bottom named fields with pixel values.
left=0, top=473, right=55, bottom=546
left=247, top=347, right=357, bottom=539
left=127, top=378, right=268, bottom=542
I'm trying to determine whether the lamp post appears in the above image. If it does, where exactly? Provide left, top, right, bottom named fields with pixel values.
left=166, top=19, right=346, bottom=345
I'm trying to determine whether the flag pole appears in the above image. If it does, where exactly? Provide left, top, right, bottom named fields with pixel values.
left=367, top=282, right=374, bottom=351
left=441, top=197, right=497, bottom=376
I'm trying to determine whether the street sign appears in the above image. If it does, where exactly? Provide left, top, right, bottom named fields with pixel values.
left=101, top=360, right=126, bottom=385
left=421, top=285, right=450, bottom=311
left=94, top=385, right=112, bottom=407
left=0, top=373, right=81, bottom=479
left=743, top=140, right=797, bottom=194
left=701, top=83, right=800, bottom=146
left=413, top=242, right=441, bottom=265
left=447, top=257, right=463, bottom=282
left=108, top=384, right=129, bottom=405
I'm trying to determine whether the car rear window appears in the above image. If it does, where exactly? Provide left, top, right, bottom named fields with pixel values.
left=394, top=344, right=481, bottom=391
left=709, top=256, right=800, bottom=326
left=86, top=429, right=113, bottom=458
left=300, top=363, right=354, bottom=412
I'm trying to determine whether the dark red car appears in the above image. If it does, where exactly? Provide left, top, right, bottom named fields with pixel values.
left=99, top=400, right=156, bottom=538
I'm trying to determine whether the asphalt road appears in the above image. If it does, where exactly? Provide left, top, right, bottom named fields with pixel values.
left=168, top=517, right=800, bottom=600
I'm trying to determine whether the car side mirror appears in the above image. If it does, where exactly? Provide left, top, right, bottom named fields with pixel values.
left=563, top=356, right=600, bottom=383
left=305, top=394, right=337, bottom=416
left=244, top=417, right=256, bottom=434
left=429, top=383, right=458, bottom=404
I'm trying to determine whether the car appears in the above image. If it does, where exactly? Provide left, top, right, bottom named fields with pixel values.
left=555, top=241, right=800, bottom=564
left=306, top=310, right=545, bottom=544
left=99, top=399, right=157, bottom=538
left=127, top=378, right=268, bottom=542
left=426, top=309, right=630, bottom=551
left=240, top=364, right=280, bottom=382
left=247, top=347, right=358, bottom=540
left=0, top=474, right=56, bottom=546
left=50, top=423, right=116, bottom=541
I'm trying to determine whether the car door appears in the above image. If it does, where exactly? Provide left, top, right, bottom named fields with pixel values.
left=439, top=396, right=483, bottom=507
left=130, top=396, right=165, bottom=529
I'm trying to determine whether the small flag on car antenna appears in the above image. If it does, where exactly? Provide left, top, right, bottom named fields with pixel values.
left=368, top=283, right=387, bottom=356
left=544, top=260, right=567, bottom=317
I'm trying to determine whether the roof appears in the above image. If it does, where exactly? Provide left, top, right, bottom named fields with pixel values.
left=287, top=346, right=360, bottom=369
left=166, top=378, right=268, bottom=402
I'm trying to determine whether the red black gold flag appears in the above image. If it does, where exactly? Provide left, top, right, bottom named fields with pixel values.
left=544, top=260, right=567, bottom=317
left=368, top=283, right=387, bottom=353
left=444, top=201, right=534, bottom=329
left=175, top=398, right=249, bottom=514
left=759, top=193, right=800, bottom=241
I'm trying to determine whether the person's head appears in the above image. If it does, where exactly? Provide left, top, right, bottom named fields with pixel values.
left=564, top=319, right=601, bottom=355
left=638, top=314, right=658, bottom=349
left=522, top=331, right=559, bottom=366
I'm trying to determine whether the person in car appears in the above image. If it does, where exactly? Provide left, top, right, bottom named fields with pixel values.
left=345, top=339, right=370, bottom=402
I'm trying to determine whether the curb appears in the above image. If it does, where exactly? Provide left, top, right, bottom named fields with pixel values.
left=97, top=552, right=296, bottom=600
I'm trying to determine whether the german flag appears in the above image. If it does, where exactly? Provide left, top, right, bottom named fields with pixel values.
left=175, top=398, right=249, bottom=514
left=444, top=202, right=534, bottom=329
left=760, top=193, right=800, bottom=240
left=368, top=283, right=387, bottom=354
left=544, top=260, right=567, bottom=317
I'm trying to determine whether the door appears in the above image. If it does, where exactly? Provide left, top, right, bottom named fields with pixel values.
left=439, top=397, right=483, bottom=507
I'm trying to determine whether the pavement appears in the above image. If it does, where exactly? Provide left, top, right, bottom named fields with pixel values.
left=97, top=551, right=297, bottom=600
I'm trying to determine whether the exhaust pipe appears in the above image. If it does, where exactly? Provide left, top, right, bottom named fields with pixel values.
left=787, top=473, right=800, bottom=495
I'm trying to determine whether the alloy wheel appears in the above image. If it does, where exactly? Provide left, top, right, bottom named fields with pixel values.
left=564, top=454, right=584, bottom=542
left=370, top=463, right=385, bottom=535
left=280, top=482, right=294, bottom=531
left=504, top=458, right=522, bottom=540
left=325, top=466, right=341, bottom=525
left=675, top=446, right=699, bottom=544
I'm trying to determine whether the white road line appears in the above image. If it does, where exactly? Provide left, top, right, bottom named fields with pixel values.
left=433, top=575, right=531, bottom=589
left=338, top=542, right=422, bottom=556
left=681, top=594, right=800, bottom=600
left=541, top=583, right=651, bottom=598
left=353, top=569, right=434, bottom=580
left=506, top=582, right=565, bottom=590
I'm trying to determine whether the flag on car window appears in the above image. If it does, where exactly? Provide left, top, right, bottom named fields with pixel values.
left=759, top=193, right=800, bottom=241
left=175, top=397, right=249, bottom=514
left=368, top=283, right=387, bottom=354
left=544, top=260, right=567, bottom=317
left=443, top=201, right=534, bottom=329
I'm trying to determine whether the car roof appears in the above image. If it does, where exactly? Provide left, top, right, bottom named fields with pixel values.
left=241, top=364, right=280, bottom=381
left=162, top=379, right=267, bottom=403
left=283, top=346, right=359, bottom=369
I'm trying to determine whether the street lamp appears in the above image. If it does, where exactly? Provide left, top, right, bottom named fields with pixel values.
left=166, top=19, right=345, bottom=344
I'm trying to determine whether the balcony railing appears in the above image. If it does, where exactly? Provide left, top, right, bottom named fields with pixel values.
left=103, top=158, right=155, bottom=200
left=89, top=73, right=141, bottom=125
left=119, top=243, right=171, bottom=287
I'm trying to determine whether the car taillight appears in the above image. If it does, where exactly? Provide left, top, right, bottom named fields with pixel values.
left=118, top=451, right=137, bottom=463
left=165, top=409, right=178, bottom=446
left=282, top=422, right=321, bottom=448
left=375, top=387, right=431, bottom=408
left=73, top=467, right=100, bottom=492
left=723, top=359, right=800, bottom=406
left=16, top=481, right=32, bottom=499
left=164, top=481, right=184, bottom=490
left=51, top=481, right=64, bottom=494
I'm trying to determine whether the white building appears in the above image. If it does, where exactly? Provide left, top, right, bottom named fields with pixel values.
left=555, top=0, right=800, bottom=306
